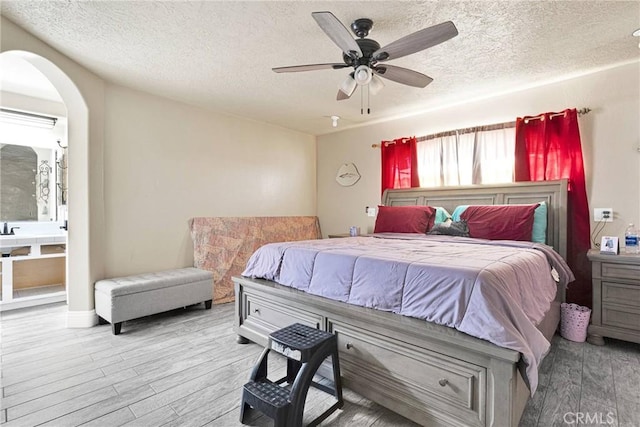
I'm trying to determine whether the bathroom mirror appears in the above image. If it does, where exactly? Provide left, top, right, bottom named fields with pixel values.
left=0, top=144, right=38, bottom=220
left=0, top=143, right=64, bottom=222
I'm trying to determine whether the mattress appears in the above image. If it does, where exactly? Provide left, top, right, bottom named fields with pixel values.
left=242, top=233, right=574, bottom=393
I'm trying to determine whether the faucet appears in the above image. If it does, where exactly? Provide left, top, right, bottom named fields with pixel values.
left=1, top=223, right=19, bottom=235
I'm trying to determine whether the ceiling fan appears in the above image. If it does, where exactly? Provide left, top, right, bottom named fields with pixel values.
left=272, top=11, right=458, bottom=112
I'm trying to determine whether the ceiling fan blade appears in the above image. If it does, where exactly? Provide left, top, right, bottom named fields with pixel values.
left=272, top=63, right=350, bottom=73
left=373, top=64, right=433, bottom=88
left=312, top=11, right=363, bottom=59
left=373, top=21, right=458, bottom=62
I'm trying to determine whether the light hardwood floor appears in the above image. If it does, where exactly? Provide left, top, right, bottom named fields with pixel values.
left=1, top=302, right=639, bottom=426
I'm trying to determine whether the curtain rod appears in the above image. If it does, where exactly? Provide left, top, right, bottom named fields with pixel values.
left=371, top=107, right=591, bottom=148
left=523, top=107, right=591, bottom=123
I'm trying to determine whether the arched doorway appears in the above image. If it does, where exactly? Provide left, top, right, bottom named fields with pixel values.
left=0, top=50, right=96, bottom=326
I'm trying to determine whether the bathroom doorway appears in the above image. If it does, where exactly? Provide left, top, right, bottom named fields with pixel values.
left=0, top=53, right=69, bottom=310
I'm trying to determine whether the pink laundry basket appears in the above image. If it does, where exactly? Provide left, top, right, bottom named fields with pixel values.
left=560, top=303, right=591, bottom=342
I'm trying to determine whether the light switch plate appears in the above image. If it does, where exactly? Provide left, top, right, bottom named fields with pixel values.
left=366, top=207, right=377, bottom=217
left=594, top=208, right=613, bottom=222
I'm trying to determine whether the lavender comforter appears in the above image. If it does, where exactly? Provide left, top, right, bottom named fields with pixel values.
left=242, top=233, right=574, bottom=394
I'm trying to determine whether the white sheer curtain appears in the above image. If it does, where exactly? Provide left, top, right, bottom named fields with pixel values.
left=417, top=127, right=515, bottom=187
left=416, top=135, right=443, bottom=187
left=455, top=133, right=475, bottom=185
left=475, top=127, right=516, bottom=184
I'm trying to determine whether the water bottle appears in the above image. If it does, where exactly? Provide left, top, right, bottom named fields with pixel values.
left=625, top=223, right=639, bottom=254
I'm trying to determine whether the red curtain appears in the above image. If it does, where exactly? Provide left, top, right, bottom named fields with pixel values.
left=514, top=108, right=592, bottom=307
left=381, top=137, right=420, bottom=195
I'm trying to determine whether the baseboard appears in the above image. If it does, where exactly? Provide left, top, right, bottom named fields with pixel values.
left=66, top=308, right=98, bottom=328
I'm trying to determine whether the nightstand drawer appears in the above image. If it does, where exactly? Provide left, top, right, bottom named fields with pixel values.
left=601, top=262, right=640, bottom=280
left=602, top=303, right=640, bottom=330
left=602, top=282, right=640, bottom=307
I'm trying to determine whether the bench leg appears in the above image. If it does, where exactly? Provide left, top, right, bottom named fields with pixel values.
left=205, top=300, right=212, bottom=309
left=112, top=322, right=122, bottom=335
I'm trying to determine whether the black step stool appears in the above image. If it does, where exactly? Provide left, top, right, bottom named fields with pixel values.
left=240, top=323, right=344, bottom=426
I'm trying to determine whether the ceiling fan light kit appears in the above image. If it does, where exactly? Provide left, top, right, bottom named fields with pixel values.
left=339, top=74, right=357, bottom=97
left=369, top=75, right=385, bottom=95
left=273, top=11, right=458, bottom=114
left=354, top=65, right=372, bottom=85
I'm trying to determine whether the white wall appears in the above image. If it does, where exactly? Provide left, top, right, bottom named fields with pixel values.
left=317, top=61, right=640, bottom=246
left=103, top=84, right=316, bottom=277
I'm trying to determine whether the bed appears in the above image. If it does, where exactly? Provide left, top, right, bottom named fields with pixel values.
left=233, top=179, right=569, bottom=427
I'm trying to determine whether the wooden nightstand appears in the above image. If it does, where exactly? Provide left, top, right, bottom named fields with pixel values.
left=327, top=233, right=352, bottom=238
left=587, top=249, right=640, bottom=345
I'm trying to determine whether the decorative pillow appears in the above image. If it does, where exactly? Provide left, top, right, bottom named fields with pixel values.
left=427, top=220, right=470, bottom=237
left=374, top=205, right=436, bottom=234
left=453, top=202, right=547, bottom=243
left=531, top=201, right=547, bottom=244
left=434, top=206, right=452, bottom=224
left=460, top=204, right=539, bottom=241
left=451, top=205, right=469, bottom=222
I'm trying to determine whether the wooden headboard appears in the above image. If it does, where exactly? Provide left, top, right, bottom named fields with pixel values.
left=382, top=179, right=568, bottom=259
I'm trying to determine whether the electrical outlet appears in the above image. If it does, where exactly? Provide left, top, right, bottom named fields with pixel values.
left=594, top=208, right=613, bottom=222
left=366, top=206, right=377, bottom=217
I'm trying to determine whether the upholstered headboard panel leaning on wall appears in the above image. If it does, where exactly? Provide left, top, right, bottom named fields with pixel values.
left=189, top=216, right=321, bottom=303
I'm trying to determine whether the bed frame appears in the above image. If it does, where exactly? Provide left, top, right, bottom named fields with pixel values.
left=233, top=180, right=568, bottom=427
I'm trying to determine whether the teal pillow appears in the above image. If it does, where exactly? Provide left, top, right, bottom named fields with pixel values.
left=451, top=203, right=547, bottom=243
left=532, top=202, right=547, bottom=244
left=451, top=205, right=468, bottom=222
left=434, top=207, right=452, bottom=224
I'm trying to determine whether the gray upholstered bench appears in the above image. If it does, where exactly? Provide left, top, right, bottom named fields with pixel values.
left=94, top=267, right=213, bottom=335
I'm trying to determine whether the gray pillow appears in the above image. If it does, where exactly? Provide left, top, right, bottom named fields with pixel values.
left=427, top=220, right=470, bottom=237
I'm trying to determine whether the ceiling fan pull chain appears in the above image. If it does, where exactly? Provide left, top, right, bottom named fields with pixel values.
left=360, top=85, right=364, bottom=115
left=367, top=84, right=371, bottom=114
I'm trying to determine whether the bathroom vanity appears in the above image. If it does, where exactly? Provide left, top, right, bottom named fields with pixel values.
left=0, top=233, right=67, bottom=310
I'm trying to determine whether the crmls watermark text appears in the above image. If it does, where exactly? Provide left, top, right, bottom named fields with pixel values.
left=563, top=412, right=616, bottom=425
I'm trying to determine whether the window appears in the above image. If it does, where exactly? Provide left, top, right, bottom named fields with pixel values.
left=416, top=127, right=515, bottom=187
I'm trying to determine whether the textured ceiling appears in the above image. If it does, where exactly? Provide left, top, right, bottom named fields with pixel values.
left=1, top=1, right=639, bottom=135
